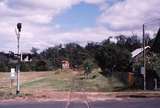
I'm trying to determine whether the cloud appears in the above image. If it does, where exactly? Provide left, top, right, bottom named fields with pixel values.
left=98, top=0, right=160, bottom=31
left=25, top=26, right=133, bottom=50
left=4, top=0, right=106, bottom=24
left=0, top=0, right=159, bottom=52
left=0, top=0, right=107, bottom=52
left=83, top=0, right=106, bottom=5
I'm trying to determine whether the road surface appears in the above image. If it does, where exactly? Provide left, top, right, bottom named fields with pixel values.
left=0, top=98, right=160, bottom=108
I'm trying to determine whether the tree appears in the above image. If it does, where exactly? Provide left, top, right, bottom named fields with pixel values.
left=83, top=59, right=93, bottom=78
left=40, top=45, right=62, bottom=69
left=64, top=43, right=87, bottom=68
left=0, top=52, right=9, bottom=72
left=127, top=35, right=141, bottom=51
left=85, top=42, right=99, bottom=57
left=95, top=42, right=131, bottom=76
left=40, top=43, right=88, bottom=70
left=116, top=35, right=127, bottom=47
left=152, top=28, right=160, bottom=53
left=31, top=47, right=39, bottom=55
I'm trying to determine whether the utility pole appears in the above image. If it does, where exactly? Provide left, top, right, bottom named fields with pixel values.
left=143, top=24, right=146, bottom=90
left=16, top=23, right=22, bottom=95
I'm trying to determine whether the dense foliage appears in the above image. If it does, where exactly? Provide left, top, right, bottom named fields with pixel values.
left=0, top=34, right=153, bottom=76
left=95, top=41, right=131, bottom=75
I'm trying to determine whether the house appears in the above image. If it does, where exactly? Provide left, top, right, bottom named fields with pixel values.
left=131, top=46, right=160, bottom=90
left=131, top=46, right=151, bottom=63
left=61, top=60, right=70, bottom=69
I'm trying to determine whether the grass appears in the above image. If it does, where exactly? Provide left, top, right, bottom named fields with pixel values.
left=21, top=69, right=74, bottom=91
left=77, top=69, right=126, bottom=92
left=0, top=69, right=126, bottom=98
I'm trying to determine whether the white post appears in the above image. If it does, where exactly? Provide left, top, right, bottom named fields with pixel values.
left=154, top=78, right=158, bottom=90
left=10, top=68, right=16, bottom=94
left=16, top=23, right=22, bottom=95
left=16, top=31, right=20, bottom=95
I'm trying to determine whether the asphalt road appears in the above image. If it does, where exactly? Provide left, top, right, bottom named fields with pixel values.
left=0, top=98, right=160, bottom=108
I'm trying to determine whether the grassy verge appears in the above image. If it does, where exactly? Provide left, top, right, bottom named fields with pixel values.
left=0, top=69, right=127, bottom=99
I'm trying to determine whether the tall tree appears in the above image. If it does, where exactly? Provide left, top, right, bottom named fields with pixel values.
left=95, top=42, right=131, bottom=75
left=125, top=35, right=142, bottom=51
left=152, top=28, right=160, bottom=53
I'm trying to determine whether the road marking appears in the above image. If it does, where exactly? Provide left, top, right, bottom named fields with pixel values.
left=65, top=78, right=91, bottom=108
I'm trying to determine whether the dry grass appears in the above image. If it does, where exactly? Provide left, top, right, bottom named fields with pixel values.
left=0, top=69, right=126, bottom=99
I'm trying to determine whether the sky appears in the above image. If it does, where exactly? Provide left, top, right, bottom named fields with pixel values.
left=0, top=0, right=160, bottom=52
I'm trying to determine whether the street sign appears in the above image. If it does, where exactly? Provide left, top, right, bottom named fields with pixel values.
left=10, top=68, right=16, bottom=79
left=141, top=67, right=145, bottom=75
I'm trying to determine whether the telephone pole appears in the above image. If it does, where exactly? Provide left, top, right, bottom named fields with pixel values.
left=143, top=24, right=146, bottom=90
left=142, top=19, right=160, bottom=90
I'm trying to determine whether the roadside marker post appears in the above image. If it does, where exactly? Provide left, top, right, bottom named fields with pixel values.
left=10, top=68, right=16, bottom=94
left=154, top=78, right=158, bottom=90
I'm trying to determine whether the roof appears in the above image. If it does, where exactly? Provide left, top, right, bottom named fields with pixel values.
left=131, top=46, right=151, bottom=58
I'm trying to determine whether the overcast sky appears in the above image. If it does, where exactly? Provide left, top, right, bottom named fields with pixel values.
left=0, top=0, right=160, bottom=52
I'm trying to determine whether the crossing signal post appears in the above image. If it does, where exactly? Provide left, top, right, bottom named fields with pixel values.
left=15, top=23, right=22, bottom=95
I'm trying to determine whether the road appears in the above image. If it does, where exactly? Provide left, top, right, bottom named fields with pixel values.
left=0, top=98, right=160, bottom=108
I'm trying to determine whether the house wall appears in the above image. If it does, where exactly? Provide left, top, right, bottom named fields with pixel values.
left=62, top=61, right=70, bottom=69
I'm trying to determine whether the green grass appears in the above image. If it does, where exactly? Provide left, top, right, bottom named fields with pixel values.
left=21, top=70, right=73, bottom=91
left=76, top=70, right=126, bottom=92
left=1, top=69, right=126, bottom=93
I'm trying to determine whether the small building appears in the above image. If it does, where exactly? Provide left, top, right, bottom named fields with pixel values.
left=131, top=46, right=160, bottom=90
left=131, top=46, right=151, bottom=63
left=62, top=60, right=70, bottom=69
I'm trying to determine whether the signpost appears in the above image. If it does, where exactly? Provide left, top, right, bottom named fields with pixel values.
left=141, top=67, right=145, bottom=75
left=10, top=68, right=16, bottom=94
left=10, top=68, right=16, bottom=79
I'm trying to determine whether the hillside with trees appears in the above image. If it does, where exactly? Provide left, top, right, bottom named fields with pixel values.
left=0, top=32, right=160, bottom=90
left=0, top=34, right=147, bottom=73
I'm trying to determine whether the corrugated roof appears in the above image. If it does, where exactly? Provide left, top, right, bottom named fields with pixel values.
left=131, top=46, right=150, bottom=58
